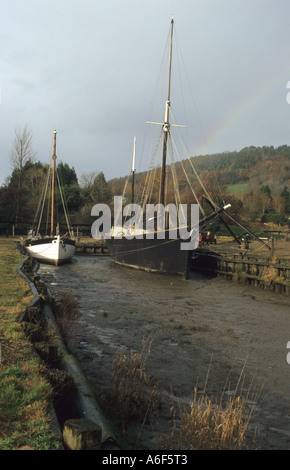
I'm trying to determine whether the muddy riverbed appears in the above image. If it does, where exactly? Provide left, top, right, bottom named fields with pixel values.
left=39, top=255, right=290, bottom=450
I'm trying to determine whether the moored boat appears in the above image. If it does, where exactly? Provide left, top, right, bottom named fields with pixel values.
left=24, top=130, right=75, bottom=265
left=25, top=235, right=75, bottom=266
left=105, top=17, right=232, bottom=278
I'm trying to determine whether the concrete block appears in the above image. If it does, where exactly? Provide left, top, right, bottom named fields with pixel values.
left=63, top=418, right=102, bottom=450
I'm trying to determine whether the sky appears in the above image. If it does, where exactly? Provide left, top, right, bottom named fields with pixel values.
left=1, top=0, right=290, bottom=187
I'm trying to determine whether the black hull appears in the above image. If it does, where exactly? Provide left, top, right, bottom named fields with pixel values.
left=106, top=235, right=192, bottom=279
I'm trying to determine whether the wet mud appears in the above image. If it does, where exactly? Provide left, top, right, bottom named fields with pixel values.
left=39, top=255, right=290, bottom=450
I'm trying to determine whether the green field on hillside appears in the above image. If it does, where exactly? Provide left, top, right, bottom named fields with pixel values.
left=227, top=183, right=248, bottom=196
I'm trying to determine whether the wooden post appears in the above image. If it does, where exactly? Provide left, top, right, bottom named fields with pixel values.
left=271, top=236, right=275, bottom=257
left=63, top=419, right=102, bottom=450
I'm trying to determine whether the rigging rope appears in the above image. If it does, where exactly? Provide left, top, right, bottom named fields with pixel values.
left=33, top=165, right=51, bottom=233
left=170, top=129, right=205, bottom=215
left=56, top=168, right=73, bottom=236
left=110, top=234, right=190, bottom=259
left=173, top=26, right=223, bottom=201
left=119, top=18, right=226, bottom=236
left=36, top=165, right=51, bottom=236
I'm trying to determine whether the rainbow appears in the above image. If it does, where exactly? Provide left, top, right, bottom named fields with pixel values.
left=196, top=65, right=290, bottom=156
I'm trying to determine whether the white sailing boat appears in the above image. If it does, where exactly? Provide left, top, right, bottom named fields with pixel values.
left=24, top=130, right=76, bottom=265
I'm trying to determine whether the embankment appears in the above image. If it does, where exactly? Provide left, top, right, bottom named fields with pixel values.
left=17, top=250, right=120, bottom=450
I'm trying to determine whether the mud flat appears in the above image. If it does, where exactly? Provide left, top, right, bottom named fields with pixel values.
left=39, top=255, right=290, bottom=450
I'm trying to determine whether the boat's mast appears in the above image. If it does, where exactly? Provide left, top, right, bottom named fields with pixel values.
left=160, top=16, right=174, bottom=206
left=131, top=136, right=136, bottom=204
left=50, top=130, right=57, bottom=236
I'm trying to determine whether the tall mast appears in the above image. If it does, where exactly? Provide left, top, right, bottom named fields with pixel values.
left=160, top=16, right=174, bottom=206
left=131, top=136, right=136, bottom=204
left=50, top=130, right=57, bottom=235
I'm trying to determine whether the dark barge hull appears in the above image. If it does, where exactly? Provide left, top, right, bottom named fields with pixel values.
left=106, top=235, right=192, bottom=279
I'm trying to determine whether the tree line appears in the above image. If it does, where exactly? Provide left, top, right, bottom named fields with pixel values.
left=109, top=144, right=290, bottom=227
left=0, top=127, right=113, bottom=233
left=1, top=127, right=290, bottom=235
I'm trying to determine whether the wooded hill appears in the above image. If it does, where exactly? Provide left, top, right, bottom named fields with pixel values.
left=109, top=145, right=290, bottom=227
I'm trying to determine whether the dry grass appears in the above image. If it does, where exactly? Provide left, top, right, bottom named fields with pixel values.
left=108, top=338, right=161, bottom=433
left=158, top=364, right=262, bottom=450
left=55, top=289, right=80, bottom=320
left=54, top=289, right=80, bottom=340
left=101, top=336, right=261, bottom=450
left=261, top=255, right=286, bottom=286
left=262, top=265, right=279, bottom=286
left=158, top=391, right=251, bottom=450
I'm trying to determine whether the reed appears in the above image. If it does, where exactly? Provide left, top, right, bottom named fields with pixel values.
left=158, top=364, right=262, bottom=450
left=109, top=338, right=161, bottom=433
left=54, top=289, right=80, bottom=341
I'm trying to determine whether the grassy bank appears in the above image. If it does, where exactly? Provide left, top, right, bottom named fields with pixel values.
left=0, top=238, right=60, bottom=450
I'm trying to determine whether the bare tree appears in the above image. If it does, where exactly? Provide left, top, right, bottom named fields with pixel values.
left=10, top=125, right=36, bottom=223
left=10, top=125, right=36, bottom=170
left=79, top=171, right=100, bottom=202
